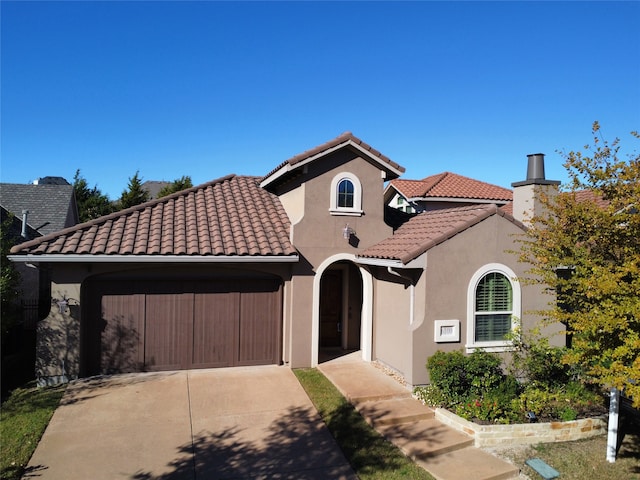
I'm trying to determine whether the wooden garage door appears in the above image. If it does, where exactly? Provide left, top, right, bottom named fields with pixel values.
left=84, top=278, right=282, bottom=375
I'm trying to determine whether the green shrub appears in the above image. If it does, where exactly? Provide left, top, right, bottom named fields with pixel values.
left=413, top=384, right=446, bottom=407
left=426, top=350, right=504, bottom=405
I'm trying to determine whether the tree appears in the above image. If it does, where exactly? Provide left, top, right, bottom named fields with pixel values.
left=157, top=176, right=193, bottom=198
left=518, top=122, right=640, bottom=406
left=118, top=171, right=150, bottom=210
left=1, top=211, right=22, bottom=340
left=73, top=169, right=116, bottom=222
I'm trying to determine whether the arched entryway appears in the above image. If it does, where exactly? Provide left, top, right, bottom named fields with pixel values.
left=311, top=254, right=372, bottom=366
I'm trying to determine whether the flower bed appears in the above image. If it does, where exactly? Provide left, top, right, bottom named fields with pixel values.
left=434, top=407, right=607, bottom=447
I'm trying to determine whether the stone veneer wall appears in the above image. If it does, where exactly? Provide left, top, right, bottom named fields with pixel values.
left=435, top=408, right=607, bottom=447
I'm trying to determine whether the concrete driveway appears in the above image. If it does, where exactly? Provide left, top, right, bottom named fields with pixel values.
left=24, top=366, right=356, bottom=480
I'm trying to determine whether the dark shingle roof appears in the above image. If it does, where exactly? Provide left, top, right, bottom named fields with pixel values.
left=0, top=183, right=78, bottom=237
left=359, top=204, right=523, bottom=265
left=10, top=175, right=297, bottom=259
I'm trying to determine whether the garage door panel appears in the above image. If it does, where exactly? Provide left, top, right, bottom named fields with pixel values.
left=145, top=293, right=193, bottom=371
left=238, top=290, right=280, bottom=366
left=99, top=292, right=146, bottom=374
left=193, top=291, right=238, bottom=368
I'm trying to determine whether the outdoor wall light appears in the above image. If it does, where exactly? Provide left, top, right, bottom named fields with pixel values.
left=343, top=224, right=355, bottom=240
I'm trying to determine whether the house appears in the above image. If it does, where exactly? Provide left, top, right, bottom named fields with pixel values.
left=385, top=172, right=513, bottom=214
left=8, top=134, right=564, bottom=387
left=1, top=180, right=79, bottom=325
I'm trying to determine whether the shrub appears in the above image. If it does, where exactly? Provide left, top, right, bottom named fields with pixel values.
left=426, top=349, right=504, bottom=405
left=413, top=384, right=446, bottom=407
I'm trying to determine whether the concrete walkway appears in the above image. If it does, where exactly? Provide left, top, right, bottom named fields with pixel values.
left=318, top=353, right=520, bottom=480
left=24, top=366, right=356, bottom=480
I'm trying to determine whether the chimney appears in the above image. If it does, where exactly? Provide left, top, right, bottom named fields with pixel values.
left=21, top=210, right=29, bottom=238
left=511, top=154, right=560, bottom=225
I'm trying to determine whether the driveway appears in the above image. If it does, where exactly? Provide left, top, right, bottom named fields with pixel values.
left=24, top=366, right=356, bottom=479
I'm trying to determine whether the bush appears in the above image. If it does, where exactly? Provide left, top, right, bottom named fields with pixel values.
left=426, top=350, right=503, bottom=405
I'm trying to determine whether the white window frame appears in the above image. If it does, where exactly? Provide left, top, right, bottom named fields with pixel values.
left=329, top=172, right=363, bottom=216
left=466, top=263, right=520, bottom=352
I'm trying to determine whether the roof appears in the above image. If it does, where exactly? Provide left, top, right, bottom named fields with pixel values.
left=10, top=175, right=298, bottom=261
left=0, top=183, right=78, bottom=237
left=261, top=132, right=405, bottom=189
left=387, top=172, right=513, bottom=203
left=358, top=204, right=523, bottom=265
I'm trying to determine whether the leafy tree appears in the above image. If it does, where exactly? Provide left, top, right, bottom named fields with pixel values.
left=73, top=170, right=116, bottom=222
left=118, top=171, right=150, bottom=209
left=1, top=211, right=22, bottom=340
left=157, top=176, right=193, bottom=198
left=518, top=122, right=640, bottom=406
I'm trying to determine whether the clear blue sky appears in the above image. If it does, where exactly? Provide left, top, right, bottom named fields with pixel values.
left=2, top=1, right=639, bottom=200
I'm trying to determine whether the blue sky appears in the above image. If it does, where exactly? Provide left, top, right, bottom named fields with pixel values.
left=2, top=1, right=638, bottom=200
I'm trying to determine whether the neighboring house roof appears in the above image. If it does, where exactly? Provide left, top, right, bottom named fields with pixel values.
left=261, top=132, right=405, bottom=190
left=572, top=189, right=610, bottom=209
left=10, top=175, right=298, bottom=262
left=358, top=204, right=524, bottom=265
left=142, top=180, right=172, bottom=199
left=0, top=183, right=79, bottom=237
left=387, top=172, right=513, bottom=204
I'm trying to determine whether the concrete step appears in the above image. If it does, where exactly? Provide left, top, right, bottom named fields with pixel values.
left=417, top=446, right=520, bottom=480
left=377, top=418, right=474, bottom=459
left=355, top=397, right=435, bottom=427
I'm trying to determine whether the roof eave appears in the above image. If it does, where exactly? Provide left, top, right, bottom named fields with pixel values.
left=8, top=254, right=300, bottom=264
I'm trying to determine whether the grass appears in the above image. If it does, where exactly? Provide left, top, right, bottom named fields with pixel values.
left=0, top=382, right=66, bottom=480
left=294, top=368, right=435, bottom=480
left=491, top=420, right=640, bottom=480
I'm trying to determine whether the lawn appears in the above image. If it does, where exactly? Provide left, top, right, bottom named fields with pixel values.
left=294, top=367, right=435, bottom=480
left=0, top=382, right=66, bottom=480
left=491, top=426, right=640, bottom=480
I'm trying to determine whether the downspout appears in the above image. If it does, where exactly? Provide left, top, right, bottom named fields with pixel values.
left=387, top=266, right=414, bottom=326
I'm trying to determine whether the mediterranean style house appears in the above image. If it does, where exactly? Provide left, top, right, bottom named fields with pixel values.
left=8, top=133, right=564, bottom=386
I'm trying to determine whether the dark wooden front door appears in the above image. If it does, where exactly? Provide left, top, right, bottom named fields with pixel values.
left=320, top=270, right=342, bottom=347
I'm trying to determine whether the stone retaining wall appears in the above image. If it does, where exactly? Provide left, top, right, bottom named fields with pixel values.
left=434, top=408, right=607, bottom=447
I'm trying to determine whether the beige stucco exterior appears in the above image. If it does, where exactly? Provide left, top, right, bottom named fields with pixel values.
left=16, top=137, right=564, bottom=387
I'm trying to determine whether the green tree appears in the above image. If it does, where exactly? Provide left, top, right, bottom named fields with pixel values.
left=73, top=170, right=116, bottom=222
left=0, top=211, right=22, bottom=340
left=118, top=171, right=150, bottom=209
left=157, top=176, right=193, bottom=198
left=518, top=122, right=640, bottom=406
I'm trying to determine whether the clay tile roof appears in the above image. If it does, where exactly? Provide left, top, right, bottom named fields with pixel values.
left=359, top=204, right=522, bottom=265
left=389, top=172, right=512, bottom=202
left=10, top=175, right=297, bottom=259
left=261, top=132, right=405, bottom=186
left=571, top=189, right=610, bottom=209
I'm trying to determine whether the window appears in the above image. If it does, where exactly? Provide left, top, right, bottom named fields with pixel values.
left=337, top=179, right=354, bottom=208
left=475, top=272, right=512, bottom=341
left=397, top=196, right=404, bottom=205
left=467, top=264, right=520, bottom=352
left=330, top=172, right=363, bottom=216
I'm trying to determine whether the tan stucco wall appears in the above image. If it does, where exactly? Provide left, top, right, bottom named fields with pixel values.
left=275, top=150, right=394, bottom=367
left=371, top=214, right=563, bottom=387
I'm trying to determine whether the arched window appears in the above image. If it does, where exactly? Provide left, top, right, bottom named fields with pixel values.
left=337, top=179, right=354, bottom=208
left=330, top=172, right=362, bottom=216
left=467, top=264, right=520, bottom=352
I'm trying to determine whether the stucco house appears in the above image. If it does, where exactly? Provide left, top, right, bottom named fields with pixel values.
left=8, top=133, right=563, bottom=387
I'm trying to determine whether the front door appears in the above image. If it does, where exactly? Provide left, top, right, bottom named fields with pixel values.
left=319, top=270, right=342, bottom=347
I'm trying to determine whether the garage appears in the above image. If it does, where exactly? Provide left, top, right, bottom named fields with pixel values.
left=82, top=275, right=283, bottom=375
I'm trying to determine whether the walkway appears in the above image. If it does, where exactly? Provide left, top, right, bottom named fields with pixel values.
left=318, top=353, right=519, bottom=480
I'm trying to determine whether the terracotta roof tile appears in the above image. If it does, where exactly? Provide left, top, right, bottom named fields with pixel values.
left=262, top=132, right=405, bottom=184
left=389, top=172, right=512, bottom=202
left=359, top=204, right=523, bottom=265
left=10, top=175, right=297, bottom=259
